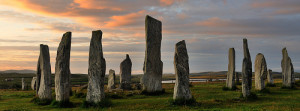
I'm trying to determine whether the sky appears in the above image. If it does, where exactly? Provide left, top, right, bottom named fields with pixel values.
left=0, top=0, right=299, bottom=74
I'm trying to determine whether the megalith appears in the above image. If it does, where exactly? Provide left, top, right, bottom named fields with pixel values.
left=242, top=38, right=252, bottom=97
left=267, top=69, right=274, bottom=84
left=31, top=77, right=37, bottom=90
left=55, top=32, right=72, bottom=102
left=254, top=53, right=267, bottom=90
left=226, top=48, right=236, bottom=89
left=37, top=44, right=52, bottom=100
left=281, top=48, right=295, bottom=87
left=107, top=69, right=116, bottom=90
left=119, top=54, right=132, bottom=90
left=22, top=78, right=26, bottom=90
left=86, top=30, right=106, bottom=103
left=173, top=40, right=192, bottom=100
left=141, top=15, right=163, bottom=93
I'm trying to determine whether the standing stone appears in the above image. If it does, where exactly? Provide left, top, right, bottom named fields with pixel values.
left=86, top=30, right=106, bottom=103
left=31, top=77, right=37, bottom=90
left=281, top=48, right=295, bottom=87
left=107, top=69, right=116, bottom=90
left=55, top=32, right=72, bottom=102
left=267, top=69, right=274, bottom=84
left=22, top=78, right=26, bottom=90
left=173, top=40, right=192, bottom=100
left=226, top=48, right=236, bottom=89
left=242, top=38, right=252, bottom=97
left=37, top=44, right=52, bottom=100
left=36, top=55, right=41, bottom=95
left=119, top=54, right=132, bottom=90
left=141, top=15, right=163, bottom=93
left=236, top=72, right=240, bottom=85
left=254, top=53, right=267, bottom=90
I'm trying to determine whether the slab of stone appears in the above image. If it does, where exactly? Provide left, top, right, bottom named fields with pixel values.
left=119, top=54, right=132, bottom=90
left=242, top=38, right=252, bottom=97
left=37, top=44, right=52, bottom=100
left=31, top=77, right=37, bottom=90
left=107, top=69, right=116, bottom=90
left=226, top=48, right=236, bottom=89
left=141, top=15, right=163, bottom=93
left=254, top=53, right=267, bottom=90
left=86, top=30, right=106, bottom=103
left=55, top=32, right=72, bottom=101
left=173, top=40, right=192, bottom=100
left=22, top=78, right=26, bottom=90
left=267, top=69, right=274, bottom=84
left=281, top=48, right=295, bottom=87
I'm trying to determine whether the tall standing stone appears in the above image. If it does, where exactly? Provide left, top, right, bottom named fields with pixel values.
left=236, top=72, right=240, bottom=85
left=142, top=15, right=163, bottom=93
left=173, top=40, right=192, bottom=100
left=281, top=48, right=295, bottom=87
left=107, top=69, right=116, bottom=90
left=55, top=32, right=71, bottom=102
left=226, top=48, right=235, bottom=89
left=254, top=53, right=267, bottom=90
left=86, top=30, right=106, bottom=103
left=120, top=54, right=132, bottom=90
left=36, top=55, right=41, bottom=95
left=22, top=78, right=26, bottom=90
left=267, top=69, right=274, bottom=84
left=31, top=77, right=37, bottom=90
left=37, top=44, right=52, bottom=100
left=242, top=38, right=252, bottom=97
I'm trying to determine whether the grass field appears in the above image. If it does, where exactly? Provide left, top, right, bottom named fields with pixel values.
left=0, top=79, right=300, bottom=111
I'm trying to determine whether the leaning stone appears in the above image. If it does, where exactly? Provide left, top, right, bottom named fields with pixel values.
left=141, top=15, right=163, bottom=93
left=107, top=69, right=116, bottom=90
left=242, top=38, right=252, bottom=97
left=281, top=48, right=295, bottom=87
left=86, top=30, right=106, bottom=103
left=55, top=32, right=72, bottom=102
left=173, top=40, right=192, bottom=100
left=22, top=78, right=26, bottom=90
left=37, top=44, right=52, bottom=100
left=226, top=48, right=236, bottom=89
left=31, top=77, right=37, bottom=90
left=119, top=54, right=132, bottom=90
left=267, top=69, right=274, bottom=84
left=254, top=53, right=267, bottom=90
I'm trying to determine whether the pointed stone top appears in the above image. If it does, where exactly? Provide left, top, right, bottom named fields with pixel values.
left=126, top=54, right=130, bottom=59
left=145, top=15, right=161, bottom=23
left=176, top=40, right=186, bottom=47
left=92, top=30, right=102, bottom=33
left=257, top=53, right=263, bottom=55
left=109, top=69, right=115, bottom=73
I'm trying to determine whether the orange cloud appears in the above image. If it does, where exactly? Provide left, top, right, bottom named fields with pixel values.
left=105, top=10, right=146, bottom=27
left=73, top=0, right=123, bottom=11
left=196, top=17, right=230, bottom=27
left=160, top=0, right=175, bottom=6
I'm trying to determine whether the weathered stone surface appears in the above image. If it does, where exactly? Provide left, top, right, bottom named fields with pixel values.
left=236, top=72, right=240, bottom=84
left=37, top=44, right=52, bottom=100
left=22, top=78, right=26, bottom=90
left=281, top=48, right=295, bottom=87
left=267, top=69, right=274, bottom=84
left=119, top=54, right=132, bottom=90
left=242, top=38, right=252, bottom=97
left=86, top=30, right=106, bottom=103
left=55, top=32, right=72, bottom=101
left=36, top=55, right=41, bottom=95
left=226, top=48, right=236, bottom=89
left=254, top=53, right=267, bottom=90
left=141, top=15, right=163, bottom=93
left=173, top=40, right=192, bottom=100
left=31, top=77, right=37, bottom=90
left=107, top=69, right=116, bottom=90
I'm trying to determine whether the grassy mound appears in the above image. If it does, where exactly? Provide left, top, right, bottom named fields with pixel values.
left=140, top=88, right=165, bottom=96
left=81, top=98, right=112, bottom=108
left=169, top=97, right=197, bottom=106
left=30, top=97, right=52, bottom=105
left=51, top=100, right=74, bottom=108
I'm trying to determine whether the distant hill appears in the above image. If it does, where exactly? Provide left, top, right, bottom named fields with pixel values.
left=0, top=70, right=36, bottom=74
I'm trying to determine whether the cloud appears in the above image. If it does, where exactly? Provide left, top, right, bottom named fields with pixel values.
left=160, top=0, right=175, bottom=6
left=105, top=10, right=147, bottom=27
left=250, top=0, right=300, bottom=15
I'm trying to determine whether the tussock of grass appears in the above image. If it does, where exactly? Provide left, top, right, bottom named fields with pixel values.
left=266, top=83, right=276, bottom=87
left=239, top=92, right=258, bottom=101
left=107, top=93, right=124, bottom=99
left=30, top=97, right=52, bottom=105
left=222, top=86, right=238, bottom=91
left=257, top=88, right=271, bottom=94
left=51, top=100, right=74, bottom=108
left=140, top=88, right=165, bottom=96
left=73, top=91, right=86, bottom=98
left=81, top=98, right=112, bottom=108
left=169, top=97, right=197, bottom=106
left=281, top=85, right=297, bottom=90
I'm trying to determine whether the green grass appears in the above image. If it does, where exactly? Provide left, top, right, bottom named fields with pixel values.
left=0, top=80, right=300, bottom=110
